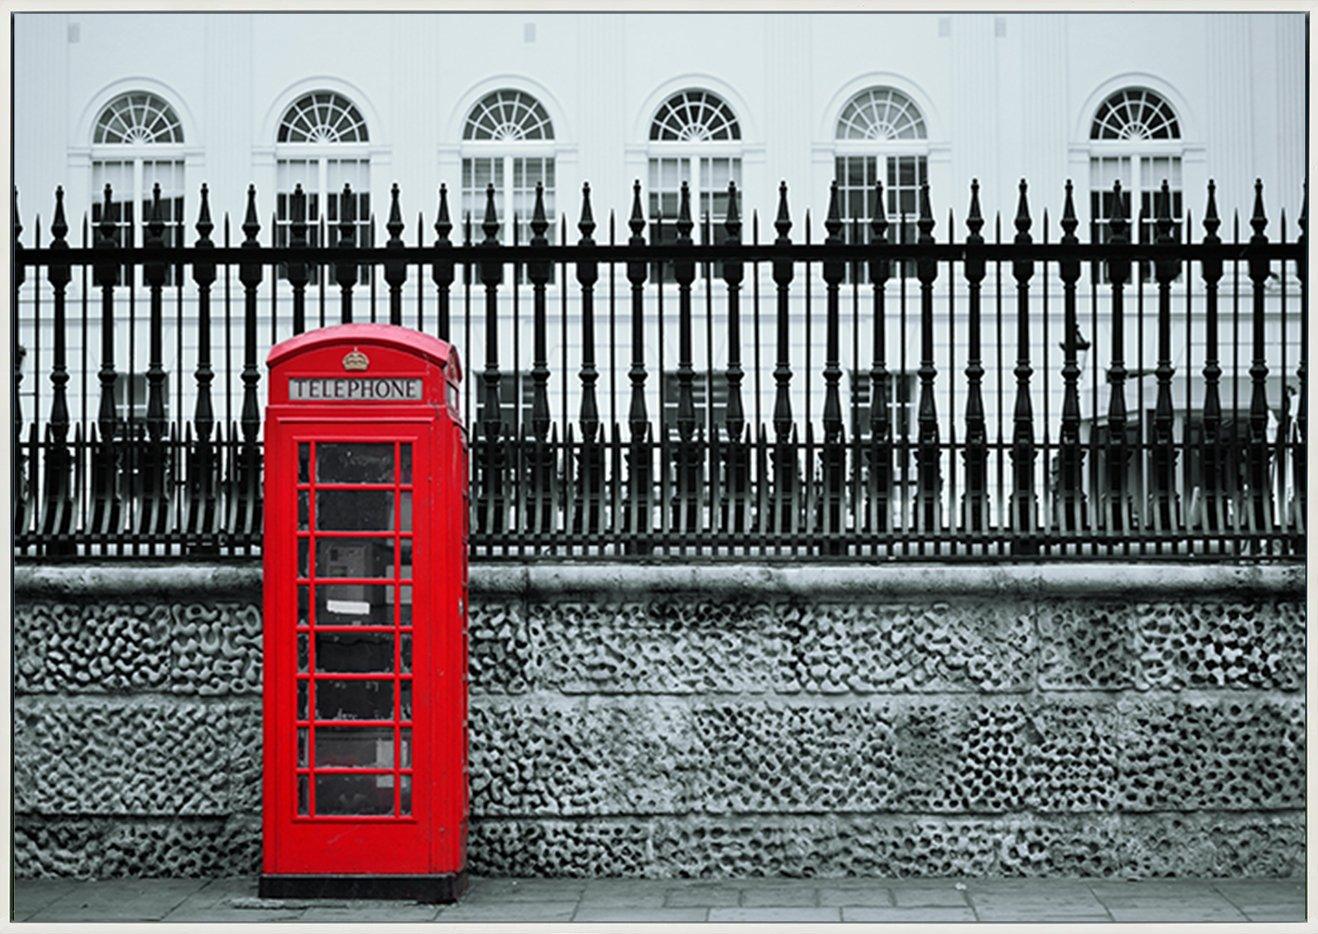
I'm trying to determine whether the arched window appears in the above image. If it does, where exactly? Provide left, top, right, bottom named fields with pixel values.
left=650, top=90, right=740, bottom=142
left=90, top=91, right=187, bottom=289
left=459, top=89, right=557, bottom=261
left=646, top=89, right=742, bottom=269
left=832, top=86, right=929, bottom=280
left=836, top=87, right=926, bottom=141
left=94, top=92, right=184, bottom=144
left=274, top=91, right=373, bottom=283
left=1087, top=86, right=1183, bottom=280
left=1090, top=88, right=1180, bottom=140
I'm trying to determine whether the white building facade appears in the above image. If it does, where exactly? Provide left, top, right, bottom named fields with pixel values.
left=12, top=11, right=1308, bottom=448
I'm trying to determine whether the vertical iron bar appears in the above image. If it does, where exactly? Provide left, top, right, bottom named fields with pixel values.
left=1056, top=181, right=1085, bottom=532
left=384, top=183, right=406, bottom=326
left=1246, top=180, right=1273, bottom=540
left=821, top=181, right=846, bottom=552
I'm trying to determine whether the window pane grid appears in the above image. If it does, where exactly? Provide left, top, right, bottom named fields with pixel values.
left=298, top=440, right=412, bottom=820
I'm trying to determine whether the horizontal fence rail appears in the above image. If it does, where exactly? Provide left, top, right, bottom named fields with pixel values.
left=11, top=176, right=1308, bottom=560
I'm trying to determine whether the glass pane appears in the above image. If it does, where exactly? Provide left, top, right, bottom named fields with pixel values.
left=315, top=726, right=395, bottom=768
left=315, top=537, right=396, bottom=580
left=398, top=539, right=413, bottom=580
left=400, top=729, right=412, bottom=768
left=400, top=445, right=412, bottom=484
left=297, top=680, right=309, bottom=719
left=315, top=631, right=396, bottom=673
left=400, top=775, right=411, bottom=815
left=297, top=633, right=309, bottom=671
left=315, top=678, right=394, bottom=721
left=315, top=773, right=394, bottom=816
left=316, top=490, right=395, bottom=531
left=316, top=443, right=395, bottom=483
left=316, top=583, right=395, bottom=625
left=298, top=491, right=310, bottom=530
left=297, top=728, right=309, bottom=766
left=297, top=774, right=310, bottom=815
left=400, top=680, right=412, bottom=720
left=298, top=587, right=311, bottom=626
left=399, top=492, right=412, bottom=532
left=298, top=443, right=310, bottom=482
left=298, top=539, right=310, bottom=577
left=401, top=634, right=412, bottom=673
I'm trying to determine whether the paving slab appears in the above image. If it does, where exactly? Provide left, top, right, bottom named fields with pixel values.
left=573, top=906, right=710, bottom=922
left=843, top=905, right=978, bottom=923
left=12, top=879, right=82, bottom=922
left=1242, top=907, right=1308, bottom=922
left=299, top=904, right=441, bottom=922
left=740, top=882, right=820, bottom=907
left=578, top=880, right=671, bottom=908
left=161, top=878, right=309, bottom=923
left=1211, top=878, right=1305, bottom=915
left=664, top=882, right=742, bottom=907
left=27, top=878, right=208, bottom=923
left=818, top=884, right=894, bottom=907
left=434, top=900, right=579, bottom=922
left=891, top=883, right=971, bottom=907
left=464, top=877, right=587, bottom=903
left=708, top=906, right=842, bottom=922
left=1107, top=904, right=1248, bottom=923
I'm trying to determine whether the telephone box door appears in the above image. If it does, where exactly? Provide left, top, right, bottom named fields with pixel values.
left=264, top=418, right=440, bottom=875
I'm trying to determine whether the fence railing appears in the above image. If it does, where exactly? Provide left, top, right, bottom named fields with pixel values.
left=11, top=175, right=1307, bottom=560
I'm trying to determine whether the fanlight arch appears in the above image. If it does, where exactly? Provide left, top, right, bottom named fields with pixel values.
left=649, top=89, right=740, bottom=142
left=277, top=91, right=370, bottom=144
left=93, top=92, right=184, bottom=145
left=835, top=87, right=927, bottom=141
left=463, top=89, right=554, bottom=141
left=1090, top=87, right=1181, bottom=141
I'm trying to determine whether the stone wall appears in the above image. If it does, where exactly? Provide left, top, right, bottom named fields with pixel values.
left=13, top=562, right=1306, bottom=879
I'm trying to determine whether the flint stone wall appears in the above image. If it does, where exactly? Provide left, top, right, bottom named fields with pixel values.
left=13, top=561, right=1305, bottom=879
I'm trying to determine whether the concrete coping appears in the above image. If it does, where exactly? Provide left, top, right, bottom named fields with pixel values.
left=13, top=560, right=1305, bottom=600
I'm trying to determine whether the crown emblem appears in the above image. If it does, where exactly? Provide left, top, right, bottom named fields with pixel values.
left=342, top=348, right=369, bottom=371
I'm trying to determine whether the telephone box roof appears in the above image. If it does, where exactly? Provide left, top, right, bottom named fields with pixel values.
left=267, top=323, right=457, bottom=374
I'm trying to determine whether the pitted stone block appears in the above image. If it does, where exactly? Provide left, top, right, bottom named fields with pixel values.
left=687, top=702, right=899, bottom=814
left=894, top=702, right=1030, bottom=813
left=168, top=603, right=262, bottom=695
left=652, top=817, right=1000, bottom=877
left=467, top=818, right=650, bottom=876
left=1118, top=812, right=1304, bottom=878
left=469, top=603, right=543, bottom=693
left=996, top=816, right=1121, bottom=876
left=14, top=602, right=172, bottom=693
left=1023, top=701, right=1120, bottom=812
left=15, top=698, right=232, bottom=816
left=543, top=601, right=798, bottom=695
left=14, top=816, right=261, bottom=878
left=1118, top=697, right=1304, bottom=811
left=792, top=603, right=1034, bottom=694
left=470, top=699, right=689, bottom=816
left=1038, top=599, right=1304, bottom=692
left=225, top=701, right=263, bottom=816
left=1037, top=603, right=1137, bottom=689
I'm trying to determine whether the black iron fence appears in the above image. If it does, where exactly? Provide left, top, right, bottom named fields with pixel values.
left=11, top=175, right=1307, bottom=560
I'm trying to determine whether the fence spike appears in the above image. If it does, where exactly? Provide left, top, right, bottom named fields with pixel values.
left=960, top=179, right=988, bottom=532
left=1246, top=178, right=1273, bottom=533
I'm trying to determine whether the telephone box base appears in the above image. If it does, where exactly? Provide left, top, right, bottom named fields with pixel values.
left=259, top=872, right=468, bottom=903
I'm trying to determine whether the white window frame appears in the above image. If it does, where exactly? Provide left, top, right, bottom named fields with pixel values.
left=832, top=88, right=931, bottom=281
left=1084, top=89, right=1186, bottom=281
left=88, top=93, right=188, bottom=286
left=273, top=93, right=374, bottom=284
left=645, top=90, right=743, bottom=248
left=458, top=90, right=561, bottom=288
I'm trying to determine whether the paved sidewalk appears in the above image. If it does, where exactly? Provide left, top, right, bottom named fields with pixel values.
left=14, top=876, right=1304, bottom=924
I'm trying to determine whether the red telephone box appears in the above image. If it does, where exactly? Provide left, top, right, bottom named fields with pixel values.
left=259, top=324, right=468, bottom=902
